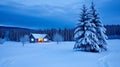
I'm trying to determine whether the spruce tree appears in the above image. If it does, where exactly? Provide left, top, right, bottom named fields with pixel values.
left=90, top=2, right=107, bottom=51
left=74, top=5, right=100, bottom=52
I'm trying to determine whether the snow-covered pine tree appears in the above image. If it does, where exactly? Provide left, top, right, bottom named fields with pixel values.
left=74, top=5, right=100, bottom=52
left=90, top=2, right=107, bottom=51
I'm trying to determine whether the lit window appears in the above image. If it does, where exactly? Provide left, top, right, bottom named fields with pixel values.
left=31, top=38, right=34, bottom=41
left=44, top=38, right=48, bottom=41
left=38, top=38, right=43, bottom=42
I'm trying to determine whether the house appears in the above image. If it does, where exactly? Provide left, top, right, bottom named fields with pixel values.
left=29, top=33, right=49, bottom=43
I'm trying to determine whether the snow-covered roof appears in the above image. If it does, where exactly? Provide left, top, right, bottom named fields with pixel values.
left=31, top=33, right=47, bottom=39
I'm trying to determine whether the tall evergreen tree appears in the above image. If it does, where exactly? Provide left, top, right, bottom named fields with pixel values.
left=90, top=2, right=107, bottom=51
left=74, top=5, right=100, bottom=52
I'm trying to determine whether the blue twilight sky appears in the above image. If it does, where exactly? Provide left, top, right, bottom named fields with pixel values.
left=0, top=0, right=120, bottom=29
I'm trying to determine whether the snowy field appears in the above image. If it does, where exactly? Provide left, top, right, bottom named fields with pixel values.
left=0, top=40, right=120, bottom=67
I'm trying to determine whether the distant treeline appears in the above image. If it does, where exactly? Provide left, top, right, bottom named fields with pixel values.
left=105, top=25, right=120, bottom=39
left=0, top=25, right=120, bottom=42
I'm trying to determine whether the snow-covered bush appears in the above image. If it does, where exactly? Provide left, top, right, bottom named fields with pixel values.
left=53, top=33, right=63, bottom=44
left=20, top=35, right=29, bottom=46
left=0, top=38, right=5, bottom=45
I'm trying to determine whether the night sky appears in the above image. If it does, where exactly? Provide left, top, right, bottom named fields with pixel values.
left=0, top=0, right=120, bottom=29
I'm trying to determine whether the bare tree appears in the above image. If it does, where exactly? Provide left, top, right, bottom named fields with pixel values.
left=53, top=33, right=63, bottom=44
left=20, top=35, right=29, bottom=46
left=0, top=38, right=5, bottom=45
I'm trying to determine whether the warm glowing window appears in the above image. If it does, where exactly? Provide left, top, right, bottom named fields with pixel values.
left=38, top=38, right=43, bottom=42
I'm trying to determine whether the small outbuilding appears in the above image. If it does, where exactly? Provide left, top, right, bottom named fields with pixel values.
left=29, top=33, right=49, bottom=43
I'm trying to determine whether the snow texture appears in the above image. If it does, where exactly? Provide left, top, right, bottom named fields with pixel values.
left=0, top=40, right=120, bottom=67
